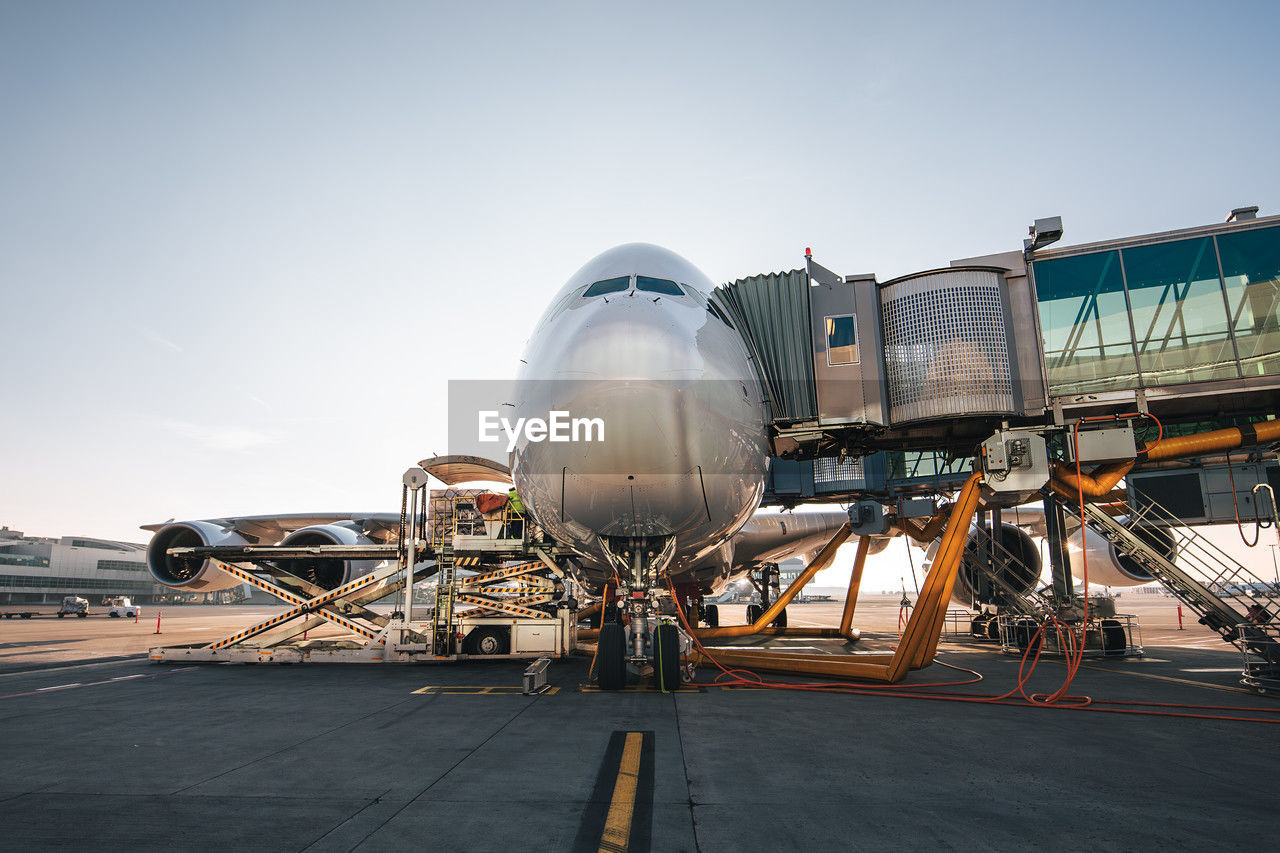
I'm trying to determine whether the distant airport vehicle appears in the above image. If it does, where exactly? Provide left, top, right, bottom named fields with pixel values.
left=57, top=596, right=89, bottom=618
left=105, top=597, right=140, bottom=618
left=1, top=608, right=38, bottom=619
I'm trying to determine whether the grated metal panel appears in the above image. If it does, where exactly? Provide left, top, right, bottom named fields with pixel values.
left=813, top=456, right=864, bottom=484
left=881, top=270, right=1015, bottom=424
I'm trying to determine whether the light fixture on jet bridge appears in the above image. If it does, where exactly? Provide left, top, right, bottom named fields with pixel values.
left=1023, top=216, right=1063, bottom=253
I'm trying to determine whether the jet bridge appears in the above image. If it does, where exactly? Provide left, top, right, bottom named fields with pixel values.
left=721, top=209, right=1280, bottom=502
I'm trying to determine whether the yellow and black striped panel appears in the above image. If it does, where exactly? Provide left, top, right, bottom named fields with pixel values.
left=207, top=605, right=305, bottom=649
left=455, top=593, right=553, bottom=620
left=462, top=561, right=541, bottom=584
left=214, top=562, right=308, bottom=606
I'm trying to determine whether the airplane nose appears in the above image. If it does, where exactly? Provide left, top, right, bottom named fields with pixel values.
left=515, top=301, right=723, bottom=536
left=539, top=299, right=702, bottom=382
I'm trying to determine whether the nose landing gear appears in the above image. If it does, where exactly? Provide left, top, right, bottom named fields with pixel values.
left=595, top=535, right=687, bottom=690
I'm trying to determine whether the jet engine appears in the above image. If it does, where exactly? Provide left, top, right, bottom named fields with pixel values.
left=926, top=523, right=1042, bottom=608
left=278, top=522, right=382, bottom=589
left=1068, top=524, right=1175, bottom=587
left=146, top=521, right=249, bottom=592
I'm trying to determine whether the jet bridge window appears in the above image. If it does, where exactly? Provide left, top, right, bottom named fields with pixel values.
left=636, top=276, right=684, bottom=296
left=583, top=276, right=630, bottom=297
left=825, top=314, right=858, bottom=365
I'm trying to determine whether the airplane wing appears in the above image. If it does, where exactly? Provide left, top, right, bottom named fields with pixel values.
left=727, top=510, right=855, bottom=568
left=140, top=513, right=404, bottom=542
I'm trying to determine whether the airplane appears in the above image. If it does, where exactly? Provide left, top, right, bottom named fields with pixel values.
left=141, top=245, right=875, bottom=644
left=142, top=243, right=1151, bottom=679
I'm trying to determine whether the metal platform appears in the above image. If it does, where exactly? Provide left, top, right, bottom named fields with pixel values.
left=149, top=471, right=578, bottom=666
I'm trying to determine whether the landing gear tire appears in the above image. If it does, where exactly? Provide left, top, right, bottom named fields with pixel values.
left=602, top=604, right=622, bottom=625
left=746, top=603, right=762, bottom=626
left=703, top=604, right=719, bottom=628
left=597, top=622, right=627, bottom=691
left=587, top=611, right=602, bottom=629
left=772, top=608, right=787, bottom=628
left=464, top=627, right=509, bottom=656
left=654, top=623, right=681, bottom=692
left=1014, top=618, right=1041, bottom=653
left=1100, top=618, right=1127, bottom=656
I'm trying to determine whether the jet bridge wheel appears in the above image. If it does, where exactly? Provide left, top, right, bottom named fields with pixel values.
left=597, top=622, right=627, bottom=690
left=464, top=627, right=509, bottom=656
left=654, top=623, right=681, bottom=691
left=1100, top=619, right=1127, bottom=656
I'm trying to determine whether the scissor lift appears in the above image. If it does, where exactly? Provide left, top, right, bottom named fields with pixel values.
left=149, top=469, right=577, bottom=665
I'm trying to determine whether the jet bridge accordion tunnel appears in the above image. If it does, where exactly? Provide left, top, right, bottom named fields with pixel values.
left=712, top=255, right=1046, bottom=458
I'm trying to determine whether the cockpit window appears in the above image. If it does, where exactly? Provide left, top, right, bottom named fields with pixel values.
left=636, top=276, right=684, bottom=296
left=582, top=276, right=630, bottom=297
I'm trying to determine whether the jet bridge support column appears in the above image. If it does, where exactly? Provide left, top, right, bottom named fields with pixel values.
left=1043, top=493, right=1074, bottom=605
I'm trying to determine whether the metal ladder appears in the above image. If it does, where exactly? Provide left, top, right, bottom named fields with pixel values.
left=1077, top=499, right=1280, bottom=663
left=432, top=557, right=456, bottom=656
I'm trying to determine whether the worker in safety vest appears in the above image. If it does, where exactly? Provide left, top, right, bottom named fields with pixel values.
left=506, top=488, right=525, bottom=539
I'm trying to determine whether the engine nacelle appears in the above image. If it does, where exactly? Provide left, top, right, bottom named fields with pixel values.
left=146, top=521, right=248, bottom=591
left=1068, top=525, right=1175, bottom=587
left=278, top=522, right=380, bottom=589
left=926, top=522, right=1042, bottom=608
left=866, top=535, right=894, bottom=556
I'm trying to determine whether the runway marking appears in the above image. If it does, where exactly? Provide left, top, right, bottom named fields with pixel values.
left=0, top=648, right=68, bottom=658
left=572, top=731, right=654, bottom=853
left=1078, top=663, right=1255, bottom=695
left=0, top=666, right=196, bottom=701
left=1182, top=667, right=1244, bottom=673
left=410, top=685, right=559, bottom=695
left=599, top=732, right=642, bottom=852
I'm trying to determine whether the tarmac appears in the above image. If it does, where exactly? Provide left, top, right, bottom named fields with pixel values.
left=1, top=595, right=1276, bottom=851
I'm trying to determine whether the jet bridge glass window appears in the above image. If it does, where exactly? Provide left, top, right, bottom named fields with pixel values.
left=825, top=314, right=858, bottom=365
left=1217, top=225, right=1280, bottom=377
left=1034, top=250, right=1139, bottom=394
left=636, top=276, right=684, bottom=296
left=582, top=276, right=630, bottom=297
left=1122, top=236, right=1237, bottom=384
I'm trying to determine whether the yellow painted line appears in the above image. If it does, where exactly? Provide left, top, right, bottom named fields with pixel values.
left=598, top=731, right=642, bottom=853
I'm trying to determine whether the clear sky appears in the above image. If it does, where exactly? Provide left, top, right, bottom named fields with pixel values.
left=3, top=2, right=1279, bottom=588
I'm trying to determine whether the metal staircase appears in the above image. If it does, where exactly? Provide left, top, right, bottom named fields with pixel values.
left=1077, top=498, right=1280, bottom=666
left=962, top=523, right=1054, bottom=618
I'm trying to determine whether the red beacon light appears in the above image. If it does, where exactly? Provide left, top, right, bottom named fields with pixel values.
left=804, top=247, right=812, bottom=258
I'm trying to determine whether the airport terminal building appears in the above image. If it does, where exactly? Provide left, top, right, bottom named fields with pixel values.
left=0, top=525, right=168, bottom=604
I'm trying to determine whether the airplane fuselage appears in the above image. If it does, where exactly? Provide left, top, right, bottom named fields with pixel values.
left=510, top=244, right=769, bottom=588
